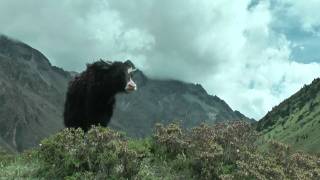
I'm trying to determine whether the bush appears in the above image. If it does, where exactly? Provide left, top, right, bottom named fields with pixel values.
left=36, top=127, right=145, bottom=179
left=30, top=122, right=320, bottom=179
left=152, top=122, right=320, bottom=179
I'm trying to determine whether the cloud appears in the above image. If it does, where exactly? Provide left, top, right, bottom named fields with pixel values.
left=274, top=0, right=320, bottom=34
left=0, top=0, right=124, bottom=70
left=0, top=0, right=319, bottom=119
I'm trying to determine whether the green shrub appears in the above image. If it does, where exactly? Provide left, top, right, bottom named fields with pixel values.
left=152, top=122, right=320, bottom=180
left=36, top=127, right=144, bottom=179
left=21, top=122, right=320, bottom=179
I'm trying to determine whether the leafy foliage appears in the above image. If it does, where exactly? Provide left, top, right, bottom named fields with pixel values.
left=1, top=122, right=319, bottom=179
left=37, top=127, right=144, bottom=179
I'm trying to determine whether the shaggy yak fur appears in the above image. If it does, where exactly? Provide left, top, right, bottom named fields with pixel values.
left=63, top=60, right=137, bottom=131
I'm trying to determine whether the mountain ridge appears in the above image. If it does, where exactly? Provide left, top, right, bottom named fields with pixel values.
left=111, top=70, right=254, bottom=137
left=0, top=35, right=71, bottom=152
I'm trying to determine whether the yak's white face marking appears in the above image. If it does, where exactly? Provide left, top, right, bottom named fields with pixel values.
left=125, top=66, right=137, bottom=92
left=125, top=77, right=137, bottom=92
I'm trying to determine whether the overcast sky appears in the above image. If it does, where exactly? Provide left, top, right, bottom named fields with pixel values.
left=1, top=0, right=320, bottom=119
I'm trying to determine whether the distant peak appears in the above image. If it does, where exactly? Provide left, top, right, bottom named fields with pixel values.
left=0, top=34, right=52, bottom=70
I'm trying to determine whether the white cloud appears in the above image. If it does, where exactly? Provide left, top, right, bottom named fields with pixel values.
left=0, top=0, right=319, bottom=119
left=0, top=0, right=155, bottom=71
left=200, top=1, right=320, bottom=118
left=275, top=0, right=320, bottom=34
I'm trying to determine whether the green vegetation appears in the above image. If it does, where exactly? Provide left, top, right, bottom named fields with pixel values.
left=1, top=122, right=319, bottom=179
left=0, top=147, right=41, bottom=178
left=257, top=78, right=320, bottom=153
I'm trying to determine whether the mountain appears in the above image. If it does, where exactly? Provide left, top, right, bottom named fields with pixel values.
left=0, top=35, right=71, bottom=152
left=0, top=35, right=252, bottom=152
left=257, top=78, right=320, bottom=153
left=111, top=71, right=253, bottom=137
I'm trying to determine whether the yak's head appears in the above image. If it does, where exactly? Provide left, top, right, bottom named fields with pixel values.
left=122, top=60, right=138, bottom=93
left=87, top=59, right=138, bottom=93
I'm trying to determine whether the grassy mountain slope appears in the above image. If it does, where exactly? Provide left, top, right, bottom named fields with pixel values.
left=257, top=78, right=320, bottom=153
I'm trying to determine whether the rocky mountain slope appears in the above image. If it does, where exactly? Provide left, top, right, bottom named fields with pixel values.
left=111, top=70, right=253, bottom=137
left=257, top=78, right=320, bottom=153
left=0, top=35, right=252, bottom=152
left=0, top=35, right=71, bottom=152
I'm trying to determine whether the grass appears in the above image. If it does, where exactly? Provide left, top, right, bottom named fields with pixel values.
left=0, top=148, right=41, bottom=179
left=260, top=94, right=320, bottom=154
left=258, top=78, right=320, bottom=154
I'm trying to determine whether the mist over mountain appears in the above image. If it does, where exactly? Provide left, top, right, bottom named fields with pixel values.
left=0, top=35, right=252, bottom=152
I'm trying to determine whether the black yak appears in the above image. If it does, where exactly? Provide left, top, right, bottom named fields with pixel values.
left=63, top=60, right=137, bottom=131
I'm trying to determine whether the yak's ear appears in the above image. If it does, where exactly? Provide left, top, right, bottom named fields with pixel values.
left=124, top=60, right=135, bottom=68
left=124, top=60, right=137, bottom=73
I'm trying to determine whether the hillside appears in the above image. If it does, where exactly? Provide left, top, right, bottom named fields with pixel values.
left=0, top=35, right=71, bottom=152
left=0, top=35, right=252, bottom=152
left=257, top=78, right=320, bottom=153
left=111, top=70, right=253, bottom=137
